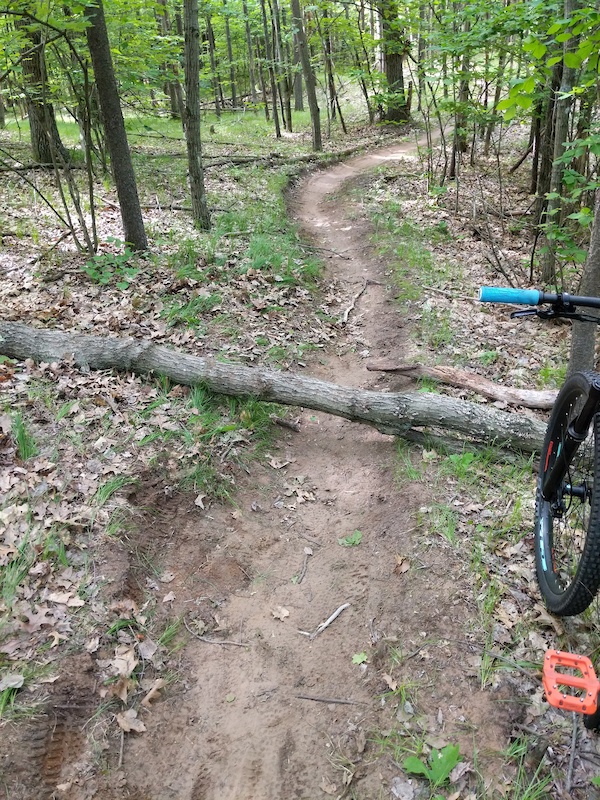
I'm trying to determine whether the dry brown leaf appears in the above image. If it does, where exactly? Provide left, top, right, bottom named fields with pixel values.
left=108, top=675, right=135, bottom=703
left=382, top=673, right=398, bottom=691
left=393, top=555, right=410, bottom=574
left=116, top=708, right=146, bottom=733
left=141, top=678, right=167, bottom=709
left=319, top=777, right=337, bottom=795
left=113, top=645, right=138, bottom=677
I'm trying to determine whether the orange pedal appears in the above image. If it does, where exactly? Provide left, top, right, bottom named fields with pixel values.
left=543, top=650, right=600, bottom=715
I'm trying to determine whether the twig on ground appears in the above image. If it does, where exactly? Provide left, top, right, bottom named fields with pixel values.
left=271, top=414, right=301, bottom=432
left=295, top=694, right=365, bottom=706
left=341, top=279, right=367, bottom=325
left=296, top=530, right=321, bottom=546
left=298, top=602, right=351, bottom=640
left=566, top=713, right=578, bottom=793
left=296, top=548, right=312, bottom=584
left=303, top=243, right=351, bottom=260
left=118, top=729, right=125, bottom=769
left=422, top=285, right=476, bottom=302
left=183, top=615, right=248, bottom=647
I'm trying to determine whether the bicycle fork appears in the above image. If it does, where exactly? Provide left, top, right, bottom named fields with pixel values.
left=541, top=376, right=600, bottom=504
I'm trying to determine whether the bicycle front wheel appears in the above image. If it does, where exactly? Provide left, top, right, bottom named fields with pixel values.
left=535, top=371, right=600, bottom=616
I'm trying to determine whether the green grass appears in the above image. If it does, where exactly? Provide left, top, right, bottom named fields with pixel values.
left=12, top=412, right=38, bottom=460
left=94, top=476, right=139, bottom=507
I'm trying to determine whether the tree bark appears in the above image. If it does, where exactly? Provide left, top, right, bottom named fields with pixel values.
left=367, top=362, right=557, bottom=409
left=379, top=0, right=409, bottom=124
left=290, top=0, right=322, bottom=151
left=17, top=21, right=70, bottom=164
left=540, top=0, right=580, bottom=284
left=223, top=0, right=238, bottom=107
left=242, top=0, right=259, bottom=105
left=0, top=322, right=546, bottom=453
left=183, top=0, right=211, bottom=230
left=85, top=0, right=147, bottom=251
left=260, top=0, right=281, bottom=138
left=569, top=188, right=600, bottom=374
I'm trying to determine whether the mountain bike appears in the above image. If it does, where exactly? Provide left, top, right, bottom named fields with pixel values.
left=479, top=286, right=600, bottom=618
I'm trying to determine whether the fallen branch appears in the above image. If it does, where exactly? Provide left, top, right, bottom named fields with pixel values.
left=341, top=279, right=367, bottom=325
left=295, top=694, right=365, bottom=706
left=366, top=361, right=556, bottom=410
left=0, top=322, right=546, bottom=452
left=298, top=602, right=351, bottom=640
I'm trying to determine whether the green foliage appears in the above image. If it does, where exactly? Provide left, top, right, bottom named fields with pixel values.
left=403, top=743, right=462, bottom=788
left=83, top=239, right=140, bottom=290
left=338, top=529, right=363, bottom=547
left=12, top=412, right=38, bottom=461
left=94, top=476, right=139, bottom=507
left=351, top=651, right=368, bottom=664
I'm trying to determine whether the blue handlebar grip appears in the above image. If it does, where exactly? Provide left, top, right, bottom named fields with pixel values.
left=479, top=287, right=542, bottom=305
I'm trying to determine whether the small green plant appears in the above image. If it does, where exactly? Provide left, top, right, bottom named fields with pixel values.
left=478, top=349, right=499, bottom=366
left=423, top=504, right=458, bottom=544
left=94, top=476, right=138, bottom=507
left=537, top=361, right=567, bottom=389
left=395, top=440, right=423, bottom=481
left=162, top=293, right=222, bottom=328
left=441, top=450, right=477, bottom=482
left=83, top=238, right=140, bottom=290
left=12, top=412, right=37, bottom=460
left=338, top=530, right=363, bottom=547
left=403, top=743, right=462, bottom=789
left=352, top=651, right=368, bottom=664
left=503, top=737, right=552, bottom=799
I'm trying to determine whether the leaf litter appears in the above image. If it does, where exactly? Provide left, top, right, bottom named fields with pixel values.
left=1, top=126, right=599, bottom=798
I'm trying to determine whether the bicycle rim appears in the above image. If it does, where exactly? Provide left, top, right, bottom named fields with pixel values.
left=535, top=372, right=600, bottom=616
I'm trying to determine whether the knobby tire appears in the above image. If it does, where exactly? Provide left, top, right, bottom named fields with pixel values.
left=535, top=371, right=600, bottom=616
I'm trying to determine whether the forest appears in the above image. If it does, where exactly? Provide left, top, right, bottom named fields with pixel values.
left=1, top=0, right=600, bottom=798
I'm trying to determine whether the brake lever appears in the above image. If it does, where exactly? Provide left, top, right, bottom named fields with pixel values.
left=510, top=308, right=600, bottom=324
left=510, top=308, right=539, bottom=319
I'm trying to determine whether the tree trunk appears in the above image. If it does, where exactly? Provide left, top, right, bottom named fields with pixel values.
left=260, top=0, right=281, bottom=137
left=223, top=0, right=238, bottom=107
left=569, top=188, right=600, bottom=374
left=0, top=322, right=546, bottom=453
left=272, top=0, right=293, bottom=131
left=290, top=0, right=322, bottom=151
left=17, top=21, right=70, bottom=164
left=242, top=0, right=259, bottom=105
left=540, top=0, right=580, bottom=284
left=533, top=63, right=562, bottom=229
left=183, top=0, right=211, bottom=230
left=85, top=0, right=147, bottom=251
left=379, top=0, right=409, bottom=124
left=205, top=16, right=222, bottom=118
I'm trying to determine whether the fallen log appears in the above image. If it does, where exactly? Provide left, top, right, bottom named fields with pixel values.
left=0, top=322, right=547, bottom=453
left=367, top=361, right=557, bottom=410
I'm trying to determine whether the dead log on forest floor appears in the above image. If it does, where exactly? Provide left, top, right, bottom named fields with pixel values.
left=0, top=322, right=546, bottom=453
left=367, top=361, right=557, bottom=410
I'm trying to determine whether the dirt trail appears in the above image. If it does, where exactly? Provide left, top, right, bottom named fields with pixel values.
left=115, top=139, right=517, bottom=799
left=3, top=138, right=523, bottom=800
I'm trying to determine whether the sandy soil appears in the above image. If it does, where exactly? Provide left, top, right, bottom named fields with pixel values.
left=1, top=138, right=527, bottom=800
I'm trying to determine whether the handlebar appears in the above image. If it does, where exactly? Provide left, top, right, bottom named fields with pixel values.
left=479, top=287, right=545, bottom=305
left=479, top=286, right=600, bottom=322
